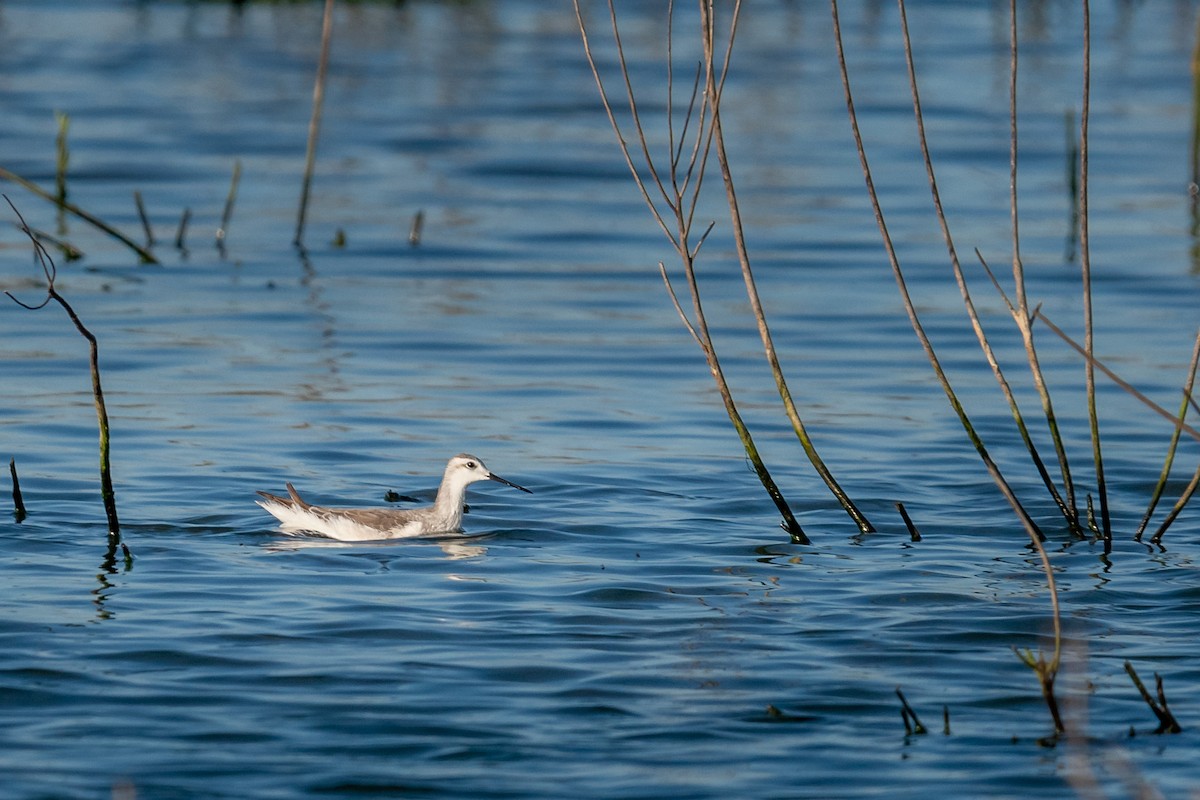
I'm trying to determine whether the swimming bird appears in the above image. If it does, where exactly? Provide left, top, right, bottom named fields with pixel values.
left=256, top=453, right=531, bottom=541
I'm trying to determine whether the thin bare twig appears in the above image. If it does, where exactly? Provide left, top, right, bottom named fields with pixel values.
left=4, top=197, right=121, bottom=544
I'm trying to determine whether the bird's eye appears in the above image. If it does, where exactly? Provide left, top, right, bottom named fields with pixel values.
left=466, top=461, right=476, bottom=469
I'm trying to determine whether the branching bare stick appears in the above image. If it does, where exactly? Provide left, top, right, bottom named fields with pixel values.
left=702, top=0, right=873, bottom=533
left=576, top=0, right=808, bottom=542
left=4, top=198, right=121, bottom=543
left=1014, top=642, right=1065, bottom=735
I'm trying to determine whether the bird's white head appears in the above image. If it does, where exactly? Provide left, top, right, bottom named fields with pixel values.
left=445, top=454, right=532, bottom=494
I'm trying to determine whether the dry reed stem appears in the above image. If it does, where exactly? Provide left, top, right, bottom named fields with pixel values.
left=1077, top=0, right=1112, bottom=542
left=1004, top=0, right=1080, bottom=530
left=896, top=0, right=1076, bottom=531
left=295, top=0, right=334, bottom=249
left=831, top=0, right=1043, bottom=539
left=1034, top=315, right=1200, bottom=545
left=973, top=250, right=1078, bottom=529
left=834, top=0, right=1062, bottom=726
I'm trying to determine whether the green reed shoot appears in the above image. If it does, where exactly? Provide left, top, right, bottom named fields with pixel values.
left=1076, top=0, right=1113, bottom=544
left=895, top=502, right=921, bottom=542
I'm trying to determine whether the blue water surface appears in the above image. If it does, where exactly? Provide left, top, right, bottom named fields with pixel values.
left=1, top=1, right=1199, bottom=798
